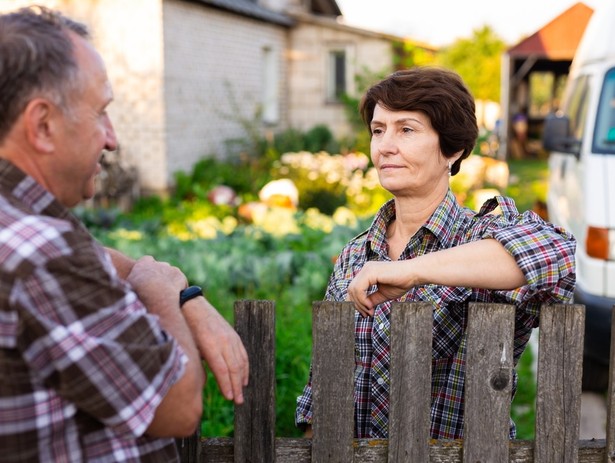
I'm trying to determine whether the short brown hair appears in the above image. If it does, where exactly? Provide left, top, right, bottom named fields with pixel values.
left=359, top=67, right=478, bottom=176
left=0, top=6, right=89, bottom=142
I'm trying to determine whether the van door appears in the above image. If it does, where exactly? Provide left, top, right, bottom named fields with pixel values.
left=547, top=74, right=591, bottom=241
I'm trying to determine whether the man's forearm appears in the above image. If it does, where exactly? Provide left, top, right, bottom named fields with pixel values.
left=105, top=247, right=136, bottom=280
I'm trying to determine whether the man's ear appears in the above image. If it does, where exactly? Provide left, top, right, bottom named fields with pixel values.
left=23, top=98, right=58, bottom=154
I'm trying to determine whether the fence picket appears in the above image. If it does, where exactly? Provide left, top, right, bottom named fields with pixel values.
left=534, top=304, right=585, bottom=463
left=192, top=301, right=607, bottom=463
left=311, top=301, right=355, bottom=463
left=388, top=302, right=433, bottom=462
left=464, top=303, right=516, bottom=462
left=233, top=300, right=276, bottom=463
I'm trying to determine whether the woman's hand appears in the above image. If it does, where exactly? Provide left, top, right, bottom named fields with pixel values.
left=346, top=239, right=527, bottom=317
left=346, top=261, right=418, bottom=317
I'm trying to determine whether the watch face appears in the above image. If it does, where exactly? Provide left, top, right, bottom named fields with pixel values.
left=180, top=285, right=203, bottom=306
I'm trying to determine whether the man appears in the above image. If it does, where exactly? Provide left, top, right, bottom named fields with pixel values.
left=0, top=6, right=248, bottom=461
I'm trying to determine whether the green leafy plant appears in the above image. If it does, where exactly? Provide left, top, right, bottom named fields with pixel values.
left=86, top=146, right=546, bottom=440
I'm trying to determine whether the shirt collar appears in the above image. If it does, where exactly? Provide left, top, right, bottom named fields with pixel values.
left=364, top=189, right=465, bottom=256
left=0, top=158, right=71, bottom=220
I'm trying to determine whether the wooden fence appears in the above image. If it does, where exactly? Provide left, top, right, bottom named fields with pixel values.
left=176, top=300, right=615, bottom=462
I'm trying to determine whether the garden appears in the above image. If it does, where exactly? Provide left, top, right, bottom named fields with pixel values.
left=81, top=124, right=549, bottom=440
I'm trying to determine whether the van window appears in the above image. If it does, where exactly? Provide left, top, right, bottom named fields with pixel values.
left=565, top=74, right=590, bottom=140
left=593, top=67, right=615, bottom=155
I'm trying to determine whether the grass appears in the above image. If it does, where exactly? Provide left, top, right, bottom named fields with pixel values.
left=506, top=158, right=549, bottom=439
left=197, top=158, right=548, bottom=440
left=92, top=156, right=549, bottom=441
left=505, top=158, right=549, bottom=213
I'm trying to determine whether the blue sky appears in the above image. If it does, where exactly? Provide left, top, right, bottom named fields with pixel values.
left=335, top=0, right=609, bottom=46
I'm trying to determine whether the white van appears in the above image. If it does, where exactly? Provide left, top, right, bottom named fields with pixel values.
left=543, top=1, right=615, bottom=390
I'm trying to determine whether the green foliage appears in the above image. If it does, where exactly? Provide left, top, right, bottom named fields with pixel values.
left=511, top=346, right=537, bottom=439
left=392, top=39, right=438, bottom=69
left=304, top=125, right=340, bottom=154
left=93, top=214, right=370, bottom=437
left=272, top=128, right=309, bottom=155
left=85, top=146, right=546, bottom=441
left=505, top=159, right=549, bottom=213
left=271, top=151, right=387, bottom=216
left=436, top=25, right=506, bottom=102
left=173, top=157, right=268, bottom=202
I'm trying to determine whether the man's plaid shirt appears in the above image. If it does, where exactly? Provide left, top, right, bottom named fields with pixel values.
left=296, top=190, right=576, bottom=439
left=0, top=159, right=186, bottom=462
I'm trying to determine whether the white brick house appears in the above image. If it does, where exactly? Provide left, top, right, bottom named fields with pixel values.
left=1, top=0, right=434, bottom=195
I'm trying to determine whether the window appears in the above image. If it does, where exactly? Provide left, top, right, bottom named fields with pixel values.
left=564, top=74, right=590, bottom=141
left=593, top=67, right=615, bottom=154
left=262, top=46, right=279, bottom=125
left=327, top=50, right=346, bottom=102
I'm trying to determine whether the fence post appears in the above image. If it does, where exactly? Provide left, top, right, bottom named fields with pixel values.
left=388, top=302, right=433, bottom=462
left=233, top=300, right=276, bottom=463
left=463, top=303, right=516, bottom=462
left=534, top=303, right=585, bottom=463
left=176, top=431, right=201, bottom=463
left=311, top=301, right=355, bottom=463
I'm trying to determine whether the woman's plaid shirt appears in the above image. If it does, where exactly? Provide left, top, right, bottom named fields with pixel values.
left=296, top=190, right=576, bottom=439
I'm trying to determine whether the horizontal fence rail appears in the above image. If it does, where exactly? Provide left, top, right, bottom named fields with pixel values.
left=176, top=300, right=615, bottom=462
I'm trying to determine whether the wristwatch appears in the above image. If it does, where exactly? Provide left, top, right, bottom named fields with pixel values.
left=179, top=285, right=203, bottom=307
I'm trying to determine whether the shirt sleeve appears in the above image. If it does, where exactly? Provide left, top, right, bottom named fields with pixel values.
left=477, top=196, right=577, bottom=312
left=295, top=369, right=314, bottom=428
left=14, top=236, right=186, bottom=438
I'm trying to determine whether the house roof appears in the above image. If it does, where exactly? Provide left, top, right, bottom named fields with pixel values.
left=311, top=0, right=342, bottom=17
left=507, top=2, right=593, bottom=59
left=190, top=0, right=295, bottom=26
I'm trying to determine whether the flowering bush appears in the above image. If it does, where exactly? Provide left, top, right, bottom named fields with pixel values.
left=272, top=151, right=390, bottom=216
left=88, top=157, right=545, bottom=440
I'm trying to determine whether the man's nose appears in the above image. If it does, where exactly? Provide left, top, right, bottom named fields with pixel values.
left=104, top=116, right=118, bottom=152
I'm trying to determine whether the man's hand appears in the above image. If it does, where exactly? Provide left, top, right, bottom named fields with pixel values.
left=105, top=247, right=249, bottom=404
left=181, top=297, right=249, bottom=405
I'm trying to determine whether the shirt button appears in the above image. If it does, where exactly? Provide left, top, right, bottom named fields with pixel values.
left=377, top=378, right=384, bottom=385
left=379, top=323, right=384, bottom=330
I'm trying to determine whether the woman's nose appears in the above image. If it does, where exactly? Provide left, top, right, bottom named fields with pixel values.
left=375, top=132, right=398, bottom=155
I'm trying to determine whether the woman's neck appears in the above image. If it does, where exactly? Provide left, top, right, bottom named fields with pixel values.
left=386, top=186, right=449, bottom=259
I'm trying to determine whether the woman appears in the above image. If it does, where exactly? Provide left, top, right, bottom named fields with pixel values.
left=295, top=67, right=576, bottom=439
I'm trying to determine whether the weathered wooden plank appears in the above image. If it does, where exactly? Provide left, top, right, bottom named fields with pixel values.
left=464, top=303, right=516, bottom=462
left=176, top=431, right=201, bottom=463
left=388, top=302, right=433, bottom=462
left=535, top=304, right=585, bottom=463
left=233, top=300, right=276, bottom=463
left=606, top=306, right=615, bottom=462
left=311, top=301, right=355, bottom=463
left=200, top=437, right=607, bottom=462
left=187, top=302, right=604, bottom=463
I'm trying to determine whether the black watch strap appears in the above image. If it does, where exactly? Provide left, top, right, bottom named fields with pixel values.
left=179, top=285, right=203, bottom=307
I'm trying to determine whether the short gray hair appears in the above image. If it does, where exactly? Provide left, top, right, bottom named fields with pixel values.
left=0, top=5, right=90, bottom=141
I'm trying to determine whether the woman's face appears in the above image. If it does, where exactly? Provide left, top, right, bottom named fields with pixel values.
left=369, top=103, right=450, bottom=198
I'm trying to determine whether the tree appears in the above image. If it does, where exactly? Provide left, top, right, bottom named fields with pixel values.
left=436, top=25, right=506, bottom=103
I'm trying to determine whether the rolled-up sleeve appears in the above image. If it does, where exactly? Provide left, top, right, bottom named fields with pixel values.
left=480, top=200, right=576, bottom=310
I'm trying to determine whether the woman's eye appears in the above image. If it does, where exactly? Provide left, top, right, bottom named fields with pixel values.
left=402, top=127, right=413, bottom=133
left=371, top=128, right=383, bottom=135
